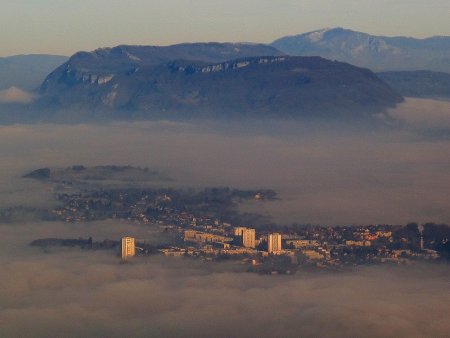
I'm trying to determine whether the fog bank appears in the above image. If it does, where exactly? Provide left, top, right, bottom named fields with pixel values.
left=0, top=222, right=449, bottom=338
left=388, top=98, right=450, bottom=131
left=1, top=103, right=450, bottom=224
left=0, top=86, right=35, bottom=103
left=1, top=99, right=450, bottom=337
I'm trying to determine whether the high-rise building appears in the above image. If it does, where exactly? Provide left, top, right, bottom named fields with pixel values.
left=268, top=233, right=282, bottom=254
left=121, top=237, right=135, bottom=260
left=234, top=227, right=256, bottom=248
left=242, top=228, right=256, bottom=249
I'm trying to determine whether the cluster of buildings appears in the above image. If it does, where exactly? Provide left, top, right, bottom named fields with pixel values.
left=52, top=187, right=444, bottom=270
left=181, top=226, right=284, bottom=255
left=51, top=188, right=274, bottom=226
left=120, top=219, right=442, bottom=272
left=121, top=226, right=285, bottom=261
left=174, top=227, right=284, bottom=258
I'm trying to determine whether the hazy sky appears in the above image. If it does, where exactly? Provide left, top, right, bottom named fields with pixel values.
left=1, top=0, right=449, bottom=56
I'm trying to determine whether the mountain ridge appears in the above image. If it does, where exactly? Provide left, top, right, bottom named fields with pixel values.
left=1, top=39, right=410, bottom=123
left=271, top=27, right=450, bottom=72
left=36, top=52, right=403, bottom=122
left=40, top=43, right=284, bottom=95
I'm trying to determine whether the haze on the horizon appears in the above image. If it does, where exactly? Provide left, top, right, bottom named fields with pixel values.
left=1, top=0, right=450, bottom=56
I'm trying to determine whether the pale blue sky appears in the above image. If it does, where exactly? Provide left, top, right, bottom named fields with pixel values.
left=1, top=0, right=449, bottom=56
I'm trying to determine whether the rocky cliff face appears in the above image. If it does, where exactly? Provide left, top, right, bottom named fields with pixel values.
left=37, top=53, right=403, bottom=121
left=40, top=43, right=284, bottom=93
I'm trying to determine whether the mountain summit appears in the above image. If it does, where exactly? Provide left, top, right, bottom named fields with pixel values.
left=271, top=28, right=450, bottom=72
left=37, top=45, right=403, bottom=122
left=40, top=43, right=283, bottom=93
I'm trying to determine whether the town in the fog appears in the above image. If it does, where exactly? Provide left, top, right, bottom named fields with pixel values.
left=27, top=169, right=448, bottom=274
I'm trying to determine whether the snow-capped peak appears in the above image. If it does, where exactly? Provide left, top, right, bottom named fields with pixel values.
left=308, top=28, right=332, bottom=42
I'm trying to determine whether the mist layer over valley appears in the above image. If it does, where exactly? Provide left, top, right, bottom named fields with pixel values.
left=1, top=98, right=450, bottom=337
left=1, top=98, right=450, bottom=225
left=1, top=221, right=449, bottom=338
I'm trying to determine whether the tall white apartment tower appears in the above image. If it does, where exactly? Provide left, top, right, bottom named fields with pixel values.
left=242, top=228, right=256, bottom=249
left=268, top=233, right=282, bottom=254
left=121, top=237, right=136, bottom=260
left=234, top=227, right=256, bottom=248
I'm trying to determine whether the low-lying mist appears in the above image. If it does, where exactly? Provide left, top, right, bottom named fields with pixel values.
left=1, top=222, right=449, bottom=338
left=0, top=86, right=35, bottom=104
left=0, top=98, right=450, bottom=224
left=0, top=98, right=449, bottom=337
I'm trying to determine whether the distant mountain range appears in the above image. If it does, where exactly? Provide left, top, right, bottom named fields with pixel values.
left=2, top=28, right=450, bottom=123
left=0, top=54, right=68, bottom=91
left=35, top=43, right=402, bottom=121
left=272, top=28, right=450, bottom=72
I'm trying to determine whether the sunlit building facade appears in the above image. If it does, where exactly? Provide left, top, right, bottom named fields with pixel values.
left=121, top=237, right=136, bottom=260
left=268, top=233, right=282, bottom=253
left=234, top=227, right=256, bottom=248
left=242, top=228, right=256, bottom=248
left=233, top=227, right=247, bottom=237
